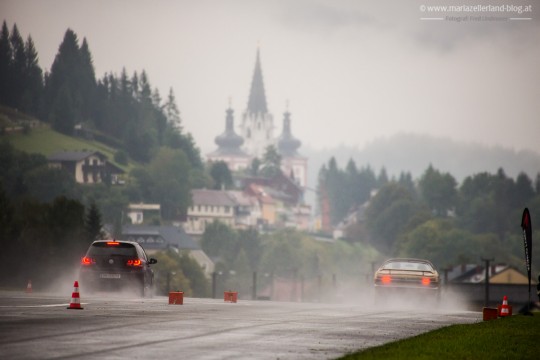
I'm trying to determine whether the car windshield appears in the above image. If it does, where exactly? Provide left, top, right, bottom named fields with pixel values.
left=383, top=261, right=433, bottom=271
left=87, top=242, right=137, bottom=257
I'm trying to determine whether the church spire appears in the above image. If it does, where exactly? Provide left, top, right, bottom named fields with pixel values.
left=247, top=48, right=268, bottom=115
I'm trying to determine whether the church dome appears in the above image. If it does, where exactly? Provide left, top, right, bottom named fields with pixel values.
left=215, top=108, right=244, bottom=149
left=277, top=111, right=301, bottom=156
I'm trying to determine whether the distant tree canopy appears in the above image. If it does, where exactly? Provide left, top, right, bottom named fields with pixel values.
left=319, top=159, right=540, bottom=274
left=0, top=22, right=43, bottom=117
left=0, top=187, right=94, bottom=288
left=318, top=157, right=378, bottom=226
left=0, top=23, right=209, bottom=222
left=209, top=161, right=233, bottom=190
left=0, top=22, right=202, bottom=169
left=259, top=145, right=282, bottom=178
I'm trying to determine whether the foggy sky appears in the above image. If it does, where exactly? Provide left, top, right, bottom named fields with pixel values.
left=2, top=0, right=540, bottom=154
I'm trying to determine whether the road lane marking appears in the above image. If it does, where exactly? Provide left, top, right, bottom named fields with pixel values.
left=0, top=303, right=89, bottom=308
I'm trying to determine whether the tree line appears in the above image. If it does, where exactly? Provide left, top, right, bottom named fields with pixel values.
left=200, top=221, right=376, bottom=299
left=319, top=157, right=540, bottom=273
left=0, top=21, right=200, bottom=165
left=0, top=142, right=208, bottom=293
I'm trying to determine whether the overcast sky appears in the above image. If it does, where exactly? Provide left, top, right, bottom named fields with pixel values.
left=2, top=0, right=540, bottom=154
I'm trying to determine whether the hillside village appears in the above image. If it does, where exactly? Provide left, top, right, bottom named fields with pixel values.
left=1, top=22, right=538, bottom=300
left=3, top=48, right=317, bottom=280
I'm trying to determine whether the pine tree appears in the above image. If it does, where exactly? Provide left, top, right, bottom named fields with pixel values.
left=139, top=70, right=151, bottom=103
left=85, top=202, right=104, bottom=242
left=22, top=35, right=43, bottom=116
left=260, top=145, right=282, bottom=178
left=50, top=83, right=77, bottom=134
left=131, top=71, right=139, bottom=98
left=9, top=24, right=26, bottom=109
left=46, top=29, right=82, bottom=132
left=46, top=29, right=96, bottom=133
left=0, top=21, right=12, bottom=105
left=164, top=87, right=182, bottom=131
left=78, top=38, right=96, bottom=121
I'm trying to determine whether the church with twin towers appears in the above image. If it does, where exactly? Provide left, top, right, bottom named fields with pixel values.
left=207, top=48, right=307, bottom=187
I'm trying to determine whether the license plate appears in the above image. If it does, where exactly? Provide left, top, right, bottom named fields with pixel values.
left=100, top=274, right=121, bottom=279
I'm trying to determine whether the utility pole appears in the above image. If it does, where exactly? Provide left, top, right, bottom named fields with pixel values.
left=252, top=272, right=257, bottom=300
left=212, top=272, right=217, bottom=299
left=481, top=258, right=494, bottom=307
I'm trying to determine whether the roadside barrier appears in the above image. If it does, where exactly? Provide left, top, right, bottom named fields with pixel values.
left=67, top=281, right=84, bottom=310
left=169, top=291, right=184, bottom=305
left=224, top=291, right=238, bottom=303
left=482, top=307, right=498, bottom=321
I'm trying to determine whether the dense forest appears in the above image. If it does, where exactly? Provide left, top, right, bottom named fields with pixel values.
left=0, top=21, right=213, bottom=291
left=318, top=157, right=540, bottom=273
left=0, top=21, right=212, bottom=221
left=0, top=21, right=200, bottom=166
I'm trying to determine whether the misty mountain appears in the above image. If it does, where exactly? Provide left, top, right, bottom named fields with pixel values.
left=303, top=133, right=540, bottom=190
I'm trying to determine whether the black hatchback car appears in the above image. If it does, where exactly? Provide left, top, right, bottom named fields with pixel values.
left=80, top=240, right=157, bottom=297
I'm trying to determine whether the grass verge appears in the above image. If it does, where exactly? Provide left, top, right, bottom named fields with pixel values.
left=6, top=125, right=135, bottom=172
left=339, top=313, right=539, bottom=360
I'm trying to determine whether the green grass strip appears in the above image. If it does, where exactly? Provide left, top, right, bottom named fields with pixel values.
left=7, top=126, right=135, bottom=171
left=339, top=313, right=540, bottom=360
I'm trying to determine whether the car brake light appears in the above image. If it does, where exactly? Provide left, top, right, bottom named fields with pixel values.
left=421, top=277, right=431, bottom=286
left=126, top=259, right=142, bottom=267
left=107, top=241, right=120, bottom=246
left=381, top=275, right=392, bottom=284
left=81, top=257, right=95, bottom=265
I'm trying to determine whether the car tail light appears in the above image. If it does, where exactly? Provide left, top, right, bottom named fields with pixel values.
left=107, top=241, right=120, bottom=246
left=81, top=257, right=95, bottom=265
left=421, top=277, right=431, bottom=286
left=126, top=259, right=142, bottom=267
left=381, top=275, right=392, bottom=284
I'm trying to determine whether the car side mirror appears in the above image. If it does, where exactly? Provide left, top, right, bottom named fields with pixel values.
left=149, top=258, right=157, bottom=265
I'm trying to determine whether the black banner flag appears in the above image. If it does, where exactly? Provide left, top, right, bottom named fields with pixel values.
left=521, top=208, right=532, bottom=296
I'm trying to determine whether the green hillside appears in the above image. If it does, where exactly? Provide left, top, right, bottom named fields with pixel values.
left=5, top=123, right=136, bottom=172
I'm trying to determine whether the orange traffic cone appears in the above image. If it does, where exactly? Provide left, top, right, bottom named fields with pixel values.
left=499, top=295, right=510, bottom=317
left=26, top=280, right=32, bottom=293
left=67, top=281, right=84, bottom=310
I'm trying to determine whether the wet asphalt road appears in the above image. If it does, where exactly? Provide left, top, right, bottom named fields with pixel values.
left=0, top=290, right=480, bottom=359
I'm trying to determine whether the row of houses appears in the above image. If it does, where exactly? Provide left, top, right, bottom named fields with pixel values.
left=46, top=150, right=311, bottom=234
left=184, top=176, right=311, bottom=235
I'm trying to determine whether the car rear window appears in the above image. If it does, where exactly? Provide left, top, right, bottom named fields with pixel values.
left=87, top=242, right=138, bottom=257
left=383, top=261, right=433, bottom=271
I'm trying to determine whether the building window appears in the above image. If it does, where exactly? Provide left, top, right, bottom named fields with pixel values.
left=225, top=206, right=230, bottom=213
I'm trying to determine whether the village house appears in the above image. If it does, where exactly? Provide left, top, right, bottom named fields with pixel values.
left=48, top=150, right=124, bottom=184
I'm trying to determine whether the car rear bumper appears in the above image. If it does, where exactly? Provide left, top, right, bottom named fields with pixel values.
left=80, top=268, right=144, bottom=291
left=374, top=284, right=439, bottom=290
